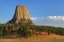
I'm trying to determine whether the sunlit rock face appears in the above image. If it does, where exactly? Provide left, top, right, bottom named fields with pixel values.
left=8, top=5, right=34, bottom=25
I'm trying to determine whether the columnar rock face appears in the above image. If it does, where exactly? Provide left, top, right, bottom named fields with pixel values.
left=8, top=5, right=34, bottom=25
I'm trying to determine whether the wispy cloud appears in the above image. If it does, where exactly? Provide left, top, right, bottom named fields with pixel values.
left=48, top=16, right=64, bottom=21
left=31, top=16, right=64, bottom=27
left=30, top=17, right=38, bottom=21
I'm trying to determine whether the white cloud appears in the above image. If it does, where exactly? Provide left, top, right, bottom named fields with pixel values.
left=48, top=16, right=64, bottom=21
left=31, top=16, right=64, bottom=27
left=30, top=17, right=43, bottom=21
left=30, top=17, right=38, bottom=20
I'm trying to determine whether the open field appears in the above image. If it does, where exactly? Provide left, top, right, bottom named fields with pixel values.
left=0, top=37, right=64, bottom=42
left=0, top=32, right=64, bottom=42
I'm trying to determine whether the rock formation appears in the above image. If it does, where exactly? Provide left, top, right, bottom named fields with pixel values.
left=7, top=5, right=34, bottom=25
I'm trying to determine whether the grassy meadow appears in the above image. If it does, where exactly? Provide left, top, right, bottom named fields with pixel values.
left=0, top=37, right=64, bottom=42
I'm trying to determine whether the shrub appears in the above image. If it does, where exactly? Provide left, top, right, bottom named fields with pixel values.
left=2, top=27, right=7, bottom=36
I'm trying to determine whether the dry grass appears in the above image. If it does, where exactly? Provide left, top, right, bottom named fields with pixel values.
left=0, top=32, right=64, bottom=42
left=0, top=37, right=43, bottom=42
left=0, top=37, right=64, bottom=42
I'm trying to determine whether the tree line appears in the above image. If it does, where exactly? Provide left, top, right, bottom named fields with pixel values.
left=0, top=23, right=64, bottom=38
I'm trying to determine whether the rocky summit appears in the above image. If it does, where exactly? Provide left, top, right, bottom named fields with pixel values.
left=7, top=5, right=34, bottom=25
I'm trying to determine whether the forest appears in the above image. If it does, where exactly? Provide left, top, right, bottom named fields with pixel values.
left=0, top=23, right=64, bottom=38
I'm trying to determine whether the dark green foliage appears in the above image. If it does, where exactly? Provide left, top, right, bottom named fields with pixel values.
left=48, top=28, right=51, bottom=35
left=0, top=27, right=2, bottom=35
left=2, top=27, right=7, bottom=36
left=22, top=26, right=32, bottom=38
left=0, top=23, right=64, bottom=37
left=8, top=25, right=11, bottom=30
left=18, top=28, right=22, bottom=35
left=32, top=30, right=36, bottom=35
left=17, top=26, right=32, bottom=38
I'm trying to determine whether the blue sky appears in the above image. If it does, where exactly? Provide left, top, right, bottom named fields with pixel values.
left=0, top=0, right=64, bottom=27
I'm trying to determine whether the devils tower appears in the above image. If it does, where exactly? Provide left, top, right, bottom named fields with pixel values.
left=8, top=5, right=34, bottom=25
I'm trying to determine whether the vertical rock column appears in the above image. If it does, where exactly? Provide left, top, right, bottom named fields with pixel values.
left=8, top=5, right=34, bottom=25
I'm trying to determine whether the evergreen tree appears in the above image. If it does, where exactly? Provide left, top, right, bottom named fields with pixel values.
left=2, top=27, right=7, bottom=36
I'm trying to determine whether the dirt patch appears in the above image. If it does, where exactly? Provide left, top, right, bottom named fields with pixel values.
left=37, top=32, right=64, bottom=39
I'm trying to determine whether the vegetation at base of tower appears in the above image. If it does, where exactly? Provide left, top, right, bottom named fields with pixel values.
left=0, top=24, right=64, bottom=38
left=2, top=27, right=7, bottom=36
left=48, top=28, right=51, bottom=35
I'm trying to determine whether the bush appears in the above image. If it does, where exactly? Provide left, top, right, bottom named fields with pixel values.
left=48, top=28, right=51, bottom=35
left=2, top=27, right=7, bottom=36
left=18, top=26, right=32, bottom=38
